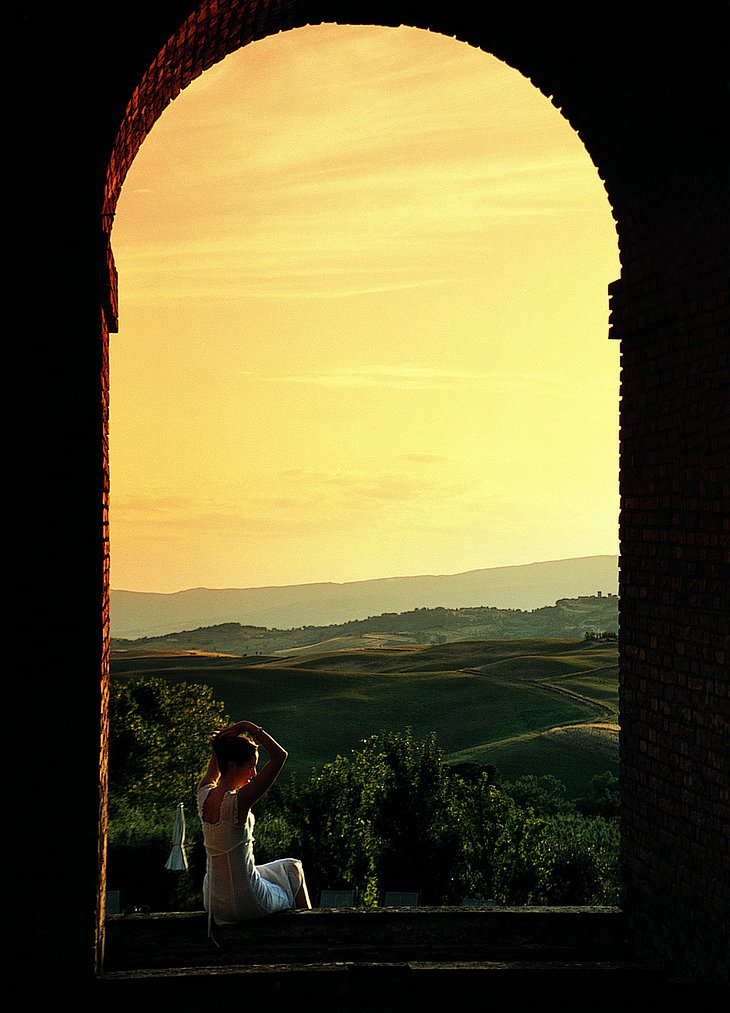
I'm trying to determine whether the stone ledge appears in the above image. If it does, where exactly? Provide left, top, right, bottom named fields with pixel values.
left=104, top=905, right=629, bottom=973
left=96, top=957, right=723, bottom=1012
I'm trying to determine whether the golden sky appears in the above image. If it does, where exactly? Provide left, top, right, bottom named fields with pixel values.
left=110, top=24, right=620, bottom=594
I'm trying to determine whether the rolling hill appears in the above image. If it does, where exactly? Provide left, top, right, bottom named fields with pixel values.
left=110, top=634, right=619, bottom=797
left=110, top=554, right=618, bottom=638
left=110, top=593, right=618, bottom=656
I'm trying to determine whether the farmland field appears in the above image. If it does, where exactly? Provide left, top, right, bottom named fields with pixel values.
left=111, top=637, right=618, bottom=797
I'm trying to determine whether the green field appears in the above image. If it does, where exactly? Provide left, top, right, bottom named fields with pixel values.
left=111, top=637, right=618, bottom=798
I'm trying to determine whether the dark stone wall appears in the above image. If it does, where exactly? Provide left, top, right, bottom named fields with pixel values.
left=15, top=0, right=728, bottom=991
left=616, top=277, right=728, bottom=977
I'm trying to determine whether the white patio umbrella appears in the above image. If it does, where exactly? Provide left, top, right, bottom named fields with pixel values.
left=165, top=802, right=189, bottom=871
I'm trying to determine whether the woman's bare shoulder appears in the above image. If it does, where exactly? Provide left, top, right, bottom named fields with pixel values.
left=201, top=784, right=225, bottom=824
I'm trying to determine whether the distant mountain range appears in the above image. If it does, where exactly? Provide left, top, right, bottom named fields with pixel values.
left=111, top=554, right=618, bottom=640
left=110, top=593, right=618, bottom=656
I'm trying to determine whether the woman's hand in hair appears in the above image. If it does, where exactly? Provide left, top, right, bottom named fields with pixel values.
left=212, top=720, right=254, bottom=740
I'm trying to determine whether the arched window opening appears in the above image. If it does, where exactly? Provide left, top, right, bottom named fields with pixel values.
left=108, top=24, right=620, bottom=918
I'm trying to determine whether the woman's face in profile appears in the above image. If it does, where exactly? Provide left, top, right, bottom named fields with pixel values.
left=245, top=749, right=259, bottom=782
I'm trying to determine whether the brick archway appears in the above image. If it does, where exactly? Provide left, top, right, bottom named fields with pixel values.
left=17, top=0, right=728, bottom=993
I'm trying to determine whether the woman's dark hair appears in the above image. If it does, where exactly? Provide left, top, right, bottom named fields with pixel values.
left=213, top=732, right=257, bottom=774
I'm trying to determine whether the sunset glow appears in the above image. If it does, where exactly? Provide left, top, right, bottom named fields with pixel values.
left=110, top=25, right=620, bottom=593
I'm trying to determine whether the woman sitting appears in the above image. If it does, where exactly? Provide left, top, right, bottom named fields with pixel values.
left=196, top=720, right=311, bottom=934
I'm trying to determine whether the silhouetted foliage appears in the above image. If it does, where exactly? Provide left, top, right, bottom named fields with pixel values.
left=576, top=771, right=620, bottom=819
left=259, top=731, right=620, bottom=908
left=503, top=773, right=573, bottom=817
left=109, top=676, right=228, bottom=813
left=107, top=678, right=228, bottom=910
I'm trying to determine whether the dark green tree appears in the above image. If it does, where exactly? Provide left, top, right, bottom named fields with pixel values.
left=452, top=770, right=515, bottom=902
left=292, top=729, right=480, bottom=905
left=538, top=813, right=620, bottom=904
left=577, top=771, right=620, bottom=818
left=503, top=773, right=574, bottom=817
left=294, top=740, right=390, bottom=906
left=109, top=676, right=228, bottom=815
left=368, top=729, right=464, bottom=903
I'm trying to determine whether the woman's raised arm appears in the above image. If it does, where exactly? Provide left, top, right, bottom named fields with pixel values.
left=235, top=724, right=288, bottom=809
left=197, top=736, right=220, bottom=790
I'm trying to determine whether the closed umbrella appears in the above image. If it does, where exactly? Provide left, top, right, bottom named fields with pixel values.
left=165, top=802, right=189, bottom=871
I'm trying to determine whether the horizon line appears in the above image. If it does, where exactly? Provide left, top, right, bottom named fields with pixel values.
left=111, top=552, right=619, bottom=596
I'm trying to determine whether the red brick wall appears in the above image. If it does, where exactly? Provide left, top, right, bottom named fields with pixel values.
left=615, top=266, right=728, bottom=977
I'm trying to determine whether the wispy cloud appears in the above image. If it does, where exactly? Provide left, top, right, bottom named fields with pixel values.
left=114, top=458, right=484, bottom=534
left=267, top=364, right=569, bottom=391
left=398, top=453, right=449, bottom=464
left=270, top=365, right=480, bottom=390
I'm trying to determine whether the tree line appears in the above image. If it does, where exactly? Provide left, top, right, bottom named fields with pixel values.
left=108, top=678, right=619, bottom=913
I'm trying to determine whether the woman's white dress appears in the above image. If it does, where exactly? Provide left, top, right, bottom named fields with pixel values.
left=196, top=783, right=305, bottom=925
